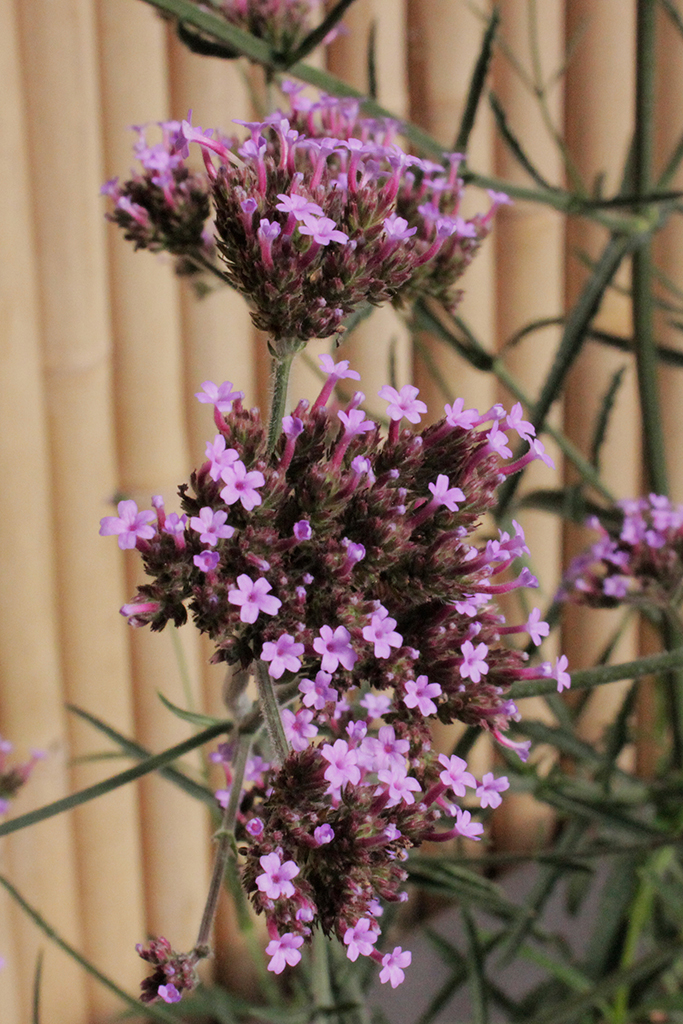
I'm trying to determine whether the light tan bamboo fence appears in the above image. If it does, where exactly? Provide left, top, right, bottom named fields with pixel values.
left=0, top=0, right=678, bottom=1019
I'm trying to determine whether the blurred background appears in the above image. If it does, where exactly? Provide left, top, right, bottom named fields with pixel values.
left=2, top=0, right=682, bottom=1020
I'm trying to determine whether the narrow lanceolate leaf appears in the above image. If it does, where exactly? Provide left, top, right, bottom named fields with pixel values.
left=525, top=943, right=683, bottom=1024
left=508, top=644, right=683, bottom=700
left=67, top=704, right=220, bottom=807
left=488, top=92, right=555, bottom=191
left=157, top=690, right=231, bottom=729
left=454, top=7, right=500, bottom=153
left=0, top=719, right=227, bottom=837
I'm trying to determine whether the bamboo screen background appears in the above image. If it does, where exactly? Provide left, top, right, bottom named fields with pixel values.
left=1, top=0, right=681, bottom=1020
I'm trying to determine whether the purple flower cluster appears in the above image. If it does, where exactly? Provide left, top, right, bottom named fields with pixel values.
left=101, top=120, right=213, bottom=276
left=102, top=358, right=567, bottom=993
left=0, top=737, right=45, bottom=816
left=559, top=494, right=683, bottom=610
left=136, top=936, right=200, bottom=1004
left=102, top=89, right=504, bottom=347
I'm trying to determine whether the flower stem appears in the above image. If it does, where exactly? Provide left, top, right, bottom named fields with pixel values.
left=266, top=352, right=294, bottom=456
left=255, top=658, right=290, bottom=766
left=195, top=730, right=252, bottom=952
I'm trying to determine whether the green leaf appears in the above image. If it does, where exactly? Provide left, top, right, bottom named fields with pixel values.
left=0, top=717, right=226, bottom=837
left=508, top=644, right=683, bottom=700
left=462, top=907, right=489, bottom=1024
left=157, top=690, right=230, bottom=728
left=67, top=704, right=219, bottom=807
left=286, top=0, right=359, bottom=66
left=526, top=943, right=683, bottom=1024
left=590, top=364, right=627, bottom=470
left=454, top=7, right=500, bottom=153
left=406, top=859, right=522, bottom=921
left=488, top=92, right=555, bottom=190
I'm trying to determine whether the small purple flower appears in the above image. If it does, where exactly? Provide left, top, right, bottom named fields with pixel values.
left=313, top=625, right=357, bottom=673
left=445, top=398, right=480, bottom=429
left=293, top=520, right=312, bottom=541
left=195, top=380, right=243, bottom=412
left=454, top=807, right=484, bottom=840
left=382, top=213, right=417, bottom=242
left=343, top=918, right=379, bottom=961
left=360, top=692, right=392, bottom=720
left=189, top=507, right=234, bottom=547
left=298, top=215, right=349, bottom=246
left=220, top=461, right=266, bottom=511
left=255, top=851, right=300, bottom=900
left=261, top=634, right=305, bottom=679
left=321, top=739, right=361, bottom=789
left=319, top=354, right=361, bottom=381
left=99, top=500, right=156, bottom=550
left=228, top=575, right=282, bottom=624
left=379, top=947, right=412, bottom=988
left=378, top=384, right=428, bottom=424
left=438, top=754, right=476, bottom=796
left=282, top=708, right=318, bottom=751
left=526, top=608, right=550, bottom=645
left=460, top=640, right=489, bottom=683
left=338, top=407, right=375, bottom=438
left=266, top=933, right=304, bottom=974
left=403, top=675, right=442, bottom=716
left=428, top=474, right=465, bottom=512
left=194, top=550, right=220, bottom=572
left=299, top=671, right=338, bottom=710
left=362, top=606, right=403, bottom=658
left=205, top=434, right=239, bottom=481
left=313, top=824, right=335, bottom=845
left=553, top=654, right=571, bottom=692
left=476, top=772, right=510, bottom=809
left=158, top=984, right=181, bottom=1004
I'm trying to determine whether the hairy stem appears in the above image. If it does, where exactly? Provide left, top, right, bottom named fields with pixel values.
left=195, top=730, right=252, bottom=951
left=266, top=352, right=294, bottom=455
left=255, top=658, right=290, bottom=765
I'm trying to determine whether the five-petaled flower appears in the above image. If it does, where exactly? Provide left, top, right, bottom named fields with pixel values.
left=228, top=575, right=282, bottom=623
left=99, top=500, right=155, bottom=550
left=255, top=851, right=300, bottom=900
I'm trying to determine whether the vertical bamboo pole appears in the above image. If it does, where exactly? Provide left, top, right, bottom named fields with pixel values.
left=563, top=0, right=639, bottom=749
left=407, top=0, right=497, bottom=423
left=97, top=0, right=209, bottom=953
left=326, top=0, right=412, bottom=417
left=645, top=8, right=683, bottom=774
left=490, top=1, right=565, bottom=852
left=406, top=0, right=496, bottom=786
left=2, top=2, right=93, bottom=1020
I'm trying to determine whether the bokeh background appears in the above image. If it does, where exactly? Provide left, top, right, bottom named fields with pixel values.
left=2, top=0, right=683, bottom=1020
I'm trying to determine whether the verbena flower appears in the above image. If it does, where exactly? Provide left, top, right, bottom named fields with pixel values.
left=102, top=89, right=502, bottom=350
left=103, top=360, right=563, bottom=991
left=558, top=494, right=683, bottom=610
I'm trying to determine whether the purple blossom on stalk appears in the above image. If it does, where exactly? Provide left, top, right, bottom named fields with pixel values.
left=379, top=947, right=412, bottom=988
left=255, top=851, right=300, bottom=900
left=282, top=707, right=318, bottom=751
left=105, top=358, right=565, bottom=989
left=261, top=633, right=305, bottom=678
left=460, top=640, right=489, bottom=683
left=220, top=461, right=265, bottom=511
left=99, top=500, right=156, bottom=550
left=314, top=625, right=357, bottom=673
left=228, top=575, right=282, bottom=623
left=266, top=933, right=305, bottom=975
left=362, top=605, right=403, bottom=658
left=189, top=507, right=234, bottom=546
left=476, top=773, right=510, bottom=809
left=378, top=384, right=428, bottom=424
left=195, top=380, right=243, bottom=412
left=403, top=675, right=442, bottom=716
left=194, top=550, right=220, bottom=573
left=343, top=918, right=379, bottom=961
